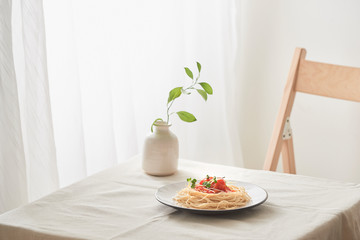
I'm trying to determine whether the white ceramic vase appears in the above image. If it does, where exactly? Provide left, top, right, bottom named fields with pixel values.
left=142, top=121, right=179, bottom=176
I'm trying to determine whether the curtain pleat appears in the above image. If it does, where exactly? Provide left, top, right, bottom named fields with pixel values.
left=19, top=0, right=59, bottom=201
left=0, top=0, right=28, bottom=213
left=0, top=0, right=59, bottom=213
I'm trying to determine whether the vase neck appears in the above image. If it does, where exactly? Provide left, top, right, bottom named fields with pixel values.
left=154, top=121, right=171, bottom=133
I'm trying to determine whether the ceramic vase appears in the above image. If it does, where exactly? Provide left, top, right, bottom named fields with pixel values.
left=142, top=121, right=179, bottom=176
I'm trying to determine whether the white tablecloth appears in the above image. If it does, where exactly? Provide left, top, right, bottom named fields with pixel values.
left=0, top=156, right=360, bottom=240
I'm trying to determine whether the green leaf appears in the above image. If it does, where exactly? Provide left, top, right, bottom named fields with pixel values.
left=202, top=181, right=211, bottom=188
left=198, top=82, right=213, bottom=95
left=167, top=87, right=182, bottom=104
left=191, top=179, right=197, bottom=188
left=184, top=67, right=193, bottom=79
left=176, top=111, right=197, bottom=122
left=196, top=89, right=208, bottom=101
left=197, top=62, right=201, bottom=73
left=151, top=118, right=164, bottom=132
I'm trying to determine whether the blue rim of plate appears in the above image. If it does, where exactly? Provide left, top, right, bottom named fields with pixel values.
left=155, top=180, right=268, bottom=214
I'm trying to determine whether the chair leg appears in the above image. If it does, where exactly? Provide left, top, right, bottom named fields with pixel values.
left=263, top=48, right=305, bottom=173
left=282, top=138, right=296, bottom=174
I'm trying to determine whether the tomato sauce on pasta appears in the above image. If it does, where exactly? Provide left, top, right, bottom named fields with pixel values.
left=174, top=176, right=251, bottom=210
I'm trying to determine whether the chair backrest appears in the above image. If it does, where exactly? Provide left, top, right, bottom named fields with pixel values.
left=263, top=48, right=360, bottom=174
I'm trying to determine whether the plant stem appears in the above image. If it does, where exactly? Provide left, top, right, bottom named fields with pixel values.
left=166, top=80, right=198, bottom=124
left=167, top=99, right=175, bottom=123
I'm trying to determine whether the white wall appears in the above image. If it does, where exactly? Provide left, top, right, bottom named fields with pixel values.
left=238, top=0, right=360, bottom=182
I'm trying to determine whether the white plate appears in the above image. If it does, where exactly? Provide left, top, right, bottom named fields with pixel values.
left=155, top=180, right=268, bottom=214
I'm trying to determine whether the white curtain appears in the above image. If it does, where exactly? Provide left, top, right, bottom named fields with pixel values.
left=1, top=0, right=243, bottom=213
left=0, top=0, right=58, bottom=213
left=43, top=0, right=244, bottom=186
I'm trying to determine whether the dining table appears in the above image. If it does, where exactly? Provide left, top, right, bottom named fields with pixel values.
left=0, top=155, right=359, bottom=240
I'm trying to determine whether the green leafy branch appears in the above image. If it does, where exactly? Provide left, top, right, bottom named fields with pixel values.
left=151, top=61, right=213, bottom=132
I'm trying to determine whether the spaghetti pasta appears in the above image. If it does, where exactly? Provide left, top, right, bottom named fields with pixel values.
left=174, top=176, right=251, bottom=210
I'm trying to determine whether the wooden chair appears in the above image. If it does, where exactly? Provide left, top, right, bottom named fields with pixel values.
left=263, top=47, right=360, bottom=174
